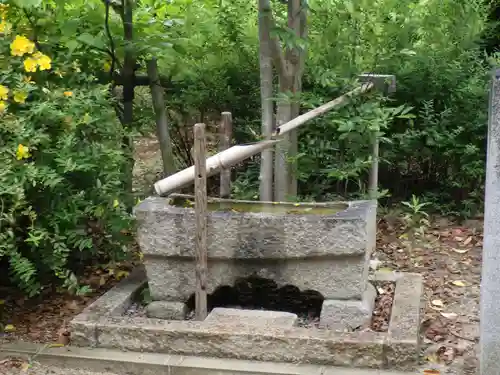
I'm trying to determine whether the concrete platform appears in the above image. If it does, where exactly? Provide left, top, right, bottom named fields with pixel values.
left=67, top=268, right=423, bottom=371
left=0, top=343, right=417, bottom=375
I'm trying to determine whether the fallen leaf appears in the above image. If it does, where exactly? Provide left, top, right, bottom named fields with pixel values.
left=4, top=324, right=15, bottom=332
left=431, top=300, right=445, bottom=308
left=99, top=275, right=107, bottom=286
left=452, top=248, right=469, bottom=254
left=116, top=270, right=129, bottom=280
left=440, top=312, right=458, bottom=319
left=425, top=353, right=440, bottom=363
left=439, top=346, right=456, bottom=364
left=21, top=362, right=31, bottom=372
left=378, top=267, right=393, bottom=273
left=463, top=236, right=472, bottom=246
left=377, top=287, right=385, bottom=294
left=49, top=343, right=65, bottom=348
left=66, top=300, right=79, bottom=311
left=451, top=280, right=466, bottom=287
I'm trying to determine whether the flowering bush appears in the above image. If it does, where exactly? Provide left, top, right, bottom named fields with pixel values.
left=0, top=4, right=133, bottom=296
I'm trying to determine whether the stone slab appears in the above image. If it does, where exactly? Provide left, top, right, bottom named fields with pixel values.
left=320, top=283, right=377, bottom=330
left=68, top=269, right=421, bottom=371
left=146, top=300, right=187, bottom=320
left=0, top=342, right=415, bottom=375
left=385, top=273, right=423, bottom=370
left=204, top=308, right=298, bottom=328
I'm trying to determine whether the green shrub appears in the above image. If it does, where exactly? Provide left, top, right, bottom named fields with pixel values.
left=0, top=14, right=133, bottom=296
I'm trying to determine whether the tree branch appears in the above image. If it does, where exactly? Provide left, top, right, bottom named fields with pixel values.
left=103, top=0, right=118, bottom=76
left=23, top=9, right=42, bottom=51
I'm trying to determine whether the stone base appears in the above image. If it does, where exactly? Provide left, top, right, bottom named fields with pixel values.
left=146, top=301, right=186, bottom=320
left=320, top=283, right=377, bottom=330
left=69, top=268, right=423, bottom=371
left=205, top=308, right=298, bottom=328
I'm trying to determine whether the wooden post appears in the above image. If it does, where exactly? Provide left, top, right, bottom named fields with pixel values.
left=219, top=112, right=232, bottom=198
left=368, top=134, right=379, bottom=199
left=193, top=123, right=208, bottom=321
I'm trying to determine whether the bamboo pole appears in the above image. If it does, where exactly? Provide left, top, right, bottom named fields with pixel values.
left=193, top=123, right=208, bottom=321
left=154, top=83, right=374, bottom=196
left=219, top=112, right=233, bottom=198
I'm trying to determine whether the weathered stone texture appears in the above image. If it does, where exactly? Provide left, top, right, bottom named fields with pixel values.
left=320, top=283, right=377, bottom=330
left=135, top=194, right=376, bottom=305
left=68, top=270, right=422, bottom=370
left=145, top=256, right=368, bottom=302
left=204, top=308, right=298, bottom=328
left=95, top=316, right=385, bottom=368
left=135, top=195, right=375, bottom=260
left=386, top=273, right=422, bottom=369
left=146, top=301, right=187, bottom=320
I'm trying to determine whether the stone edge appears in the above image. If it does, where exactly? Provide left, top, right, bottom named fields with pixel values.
left=67, top=269, right=420, bottom=370
left=69, top=266, right=146, bottom=347
left=134, top=194, right=375, bottom=221
left=0, top=343, right=415, bottom=375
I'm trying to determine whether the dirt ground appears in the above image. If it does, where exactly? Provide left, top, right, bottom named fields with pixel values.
left=376, top=216, right=481, bottom=375
left=0, top=135, right=482, bottom=374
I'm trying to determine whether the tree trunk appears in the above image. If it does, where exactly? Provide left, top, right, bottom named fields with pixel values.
left=274, top=98, right=293, bottom=201
left=147, top=57, right=176, bottom=178
left=274, top=0, right=306, bottom=201
left=258, top=0, right=274, bottom=202
left=121, top=0, right=136, bottom=204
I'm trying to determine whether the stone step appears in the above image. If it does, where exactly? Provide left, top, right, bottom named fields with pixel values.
left=1, top=343, right=414, bottom=375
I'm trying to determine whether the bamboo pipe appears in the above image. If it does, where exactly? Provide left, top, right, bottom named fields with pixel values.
left=154, top=82, right=374, bottom=196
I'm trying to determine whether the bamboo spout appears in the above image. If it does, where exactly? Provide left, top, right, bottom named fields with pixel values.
left=153, top=82, right=375, bottom=197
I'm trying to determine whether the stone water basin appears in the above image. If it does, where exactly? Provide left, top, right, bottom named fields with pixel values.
left=134, top=194, right=377, bottom=328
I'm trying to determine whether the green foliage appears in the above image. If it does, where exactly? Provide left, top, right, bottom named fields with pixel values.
left=0, top=0, right=494, bottom=298
left=219, top=0, right=490, bottom=215
left=0, top=3, right=133, bottom=296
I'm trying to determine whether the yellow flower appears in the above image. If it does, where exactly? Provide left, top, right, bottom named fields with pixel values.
left=103, top=61, right=111, bottom=72
left=0, top=4, right=9, bottom=18
left=13, top=90, right=28, bottom=104
left=34, top=52, right=51, bottom=71
left=0, top=100, right=7, bottom=113
left=0, top=85, right=8, bottom=100
left=10, top=35, right=35, bottom=57
left=113, top=199, right=119, bottom=208
left=0, top=20, right=11, bottom=35
left=16, top=144, right=30, bottom=160
left=23, top=57, right=37, bottom=72
left=63, top=91, right=73, bottom=97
